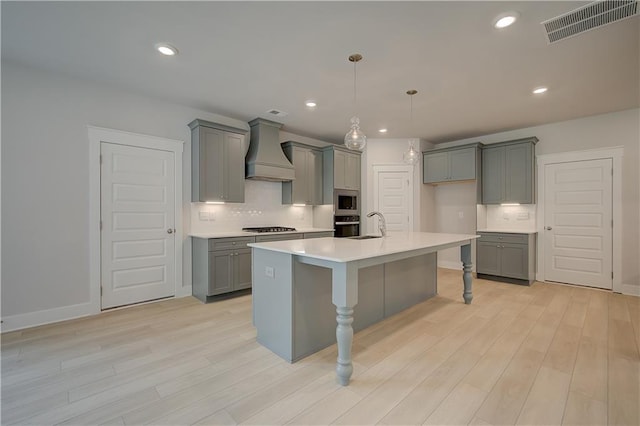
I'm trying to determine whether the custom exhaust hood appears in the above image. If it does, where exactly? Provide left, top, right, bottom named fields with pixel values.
left=245, top=118, right=295, bottom=182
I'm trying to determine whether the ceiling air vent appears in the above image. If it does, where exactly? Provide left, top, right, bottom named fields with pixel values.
left=542, top=0, right=638, bottom=44
left=266, top=109, right=288, bottom=117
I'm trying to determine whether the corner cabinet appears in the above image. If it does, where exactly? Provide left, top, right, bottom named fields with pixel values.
left=189, top=119, right=248, bottom=203
left=322, top=145, right=361, bottom=203
left=281, top=142, right=323, bottom=205
left=476, top=232, right=536, bottom=285
left=422, top=143, right=482, bottom=184
left=481, top=137, right=537, bottom=204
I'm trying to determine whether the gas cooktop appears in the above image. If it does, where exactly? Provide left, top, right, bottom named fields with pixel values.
left=242, top=226, right=297, bottom=233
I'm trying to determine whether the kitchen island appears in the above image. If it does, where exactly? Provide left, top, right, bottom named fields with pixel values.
left=249, top=231, right=479, bottom=386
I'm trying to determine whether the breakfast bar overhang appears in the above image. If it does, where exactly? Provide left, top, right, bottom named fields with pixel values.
left=249, top=232, right=479, bottom=386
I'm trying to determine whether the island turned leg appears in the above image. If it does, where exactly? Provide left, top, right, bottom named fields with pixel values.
left=332, top=263, right=358, bottom=386
left=461, top=243, right=473, bottom=304
left=336, top=306, right=354, bottom=385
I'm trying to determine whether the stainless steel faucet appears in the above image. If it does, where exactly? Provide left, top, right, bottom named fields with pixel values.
left=366, top=211, right=387, bottom=237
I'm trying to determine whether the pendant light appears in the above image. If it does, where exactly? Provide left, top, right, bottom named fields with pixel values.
left=344, top=54, right=367, bottom=151
left=403, top=89, right=420, bottom=166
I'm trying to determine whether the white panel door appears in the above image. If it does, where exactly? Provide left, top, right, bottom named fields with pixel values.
left=544, top=159, right=612, bottom=289
left=374, top=167, right=413, bottom=232
left=101, top=142, right=176, bottom=309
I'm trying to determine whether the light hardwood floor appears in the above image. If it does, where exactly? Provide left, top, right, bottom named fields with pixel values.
left=2, top=269, right=639, bottom=425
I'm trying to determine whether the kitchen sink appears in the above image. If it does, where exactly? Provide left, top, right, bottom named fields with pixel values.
left=348, top=235, right=383, bottom=240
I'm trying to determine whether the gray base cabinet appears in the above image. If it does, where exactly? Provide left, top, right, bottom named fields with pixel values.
left=189, top=119, right=248, bottom=203
left=192, top=232, right=330, bottom=302
left=192, top=237, right=255, bottom=301
left=423, top=143, right=482, bottom=184
left=481, top=137, right=537, bottom=204
left=476, top=232, right=536, bottom=284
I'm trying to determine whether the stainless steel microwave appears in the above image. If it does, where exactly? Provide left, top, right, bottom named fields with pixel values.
left=334, top=189, right=359, bottom=216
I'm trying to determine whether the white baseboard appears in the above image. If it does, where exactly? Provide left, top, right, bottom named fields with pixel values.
left=621, top=283, right=640, bottom=297
left=2, top=286, right=194, bottom=333
left=1, top=302, right=99, bottom=333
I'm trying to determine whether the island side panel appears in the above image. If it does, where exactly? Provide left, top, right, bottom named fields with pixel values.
left=192, top=238, right=209, bottom=303
left=252, top=248, right=295, bottom=361
left=384, top=253, right=437, bottom=317
left=292, top=263, right=384, bottom=361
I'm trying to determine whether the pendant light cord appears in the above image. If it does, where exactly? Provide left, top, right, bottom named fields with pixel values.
left=353, top=60, right=357, bottom=115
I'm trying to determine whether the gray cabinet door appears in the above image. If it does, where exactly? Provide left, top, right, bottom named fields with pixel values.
left=200, top=127, right=225, bottom=202
left=423, top=151, right=449, bottom=183
left=209, top=250, right=234, bottom=295
left=477, top=241, right=501, bottom=276
left=192, top=121, right=246, bottom=203
left=334, top=150, right=347, bottom=189
left=345, top=152, right=360, bottom=190
left=500, top=243, right=528, bottom=279
left=224, top=132, right=246, bottom=203
left=504, top=143, right=534, bottom=204
left=308, top=149, right=323, bottom=205
left=449, top=147, right=476, bottom=181
left=234, top=249, right=252, bottom=290
left=481, top=147, right=504, bottom=204
left=292, top=147, right=309, bottom=204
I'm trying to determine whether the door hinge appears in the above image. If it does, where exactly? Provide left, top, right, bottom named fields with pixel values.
left=611, top=219, right=613, bottom=228
left=611, top=272, right=614, bottom=279
left=100, top=286, right=103, bottom=296
left=100, top=220, right=103, bottom=231
left=100, top=154, right=103, bottom=165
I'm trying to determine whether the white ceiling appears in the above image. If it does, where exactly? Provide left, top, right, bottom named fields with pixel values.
left=2, top=1, right=638, bottom=144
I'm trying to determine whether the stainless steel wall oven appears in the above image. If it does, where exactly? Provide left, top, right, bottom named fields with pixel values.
left=334, top=215, right=360, bottom=238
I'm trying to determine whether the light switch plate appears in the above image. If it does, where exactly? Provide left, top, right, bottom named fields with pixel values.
left=199, top=211, right=210, bottom=221
left=265, top=266, right=275, bottom=278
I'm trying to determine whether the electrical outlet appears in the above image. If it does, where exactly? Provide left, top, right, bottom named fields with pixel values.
left=265, top=266, right=275, bottom=278
left=199, top=211, right=210, bottom=221
left=517, top=212, right=530, bottom=220
left=458, top=211, right=464, bottom=219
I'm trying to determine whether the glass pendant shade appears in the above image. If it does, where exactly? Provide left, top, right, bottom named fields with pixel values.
left=403, top=139, right=420, bottom=165
left=344, top=116, right=367, bottom=151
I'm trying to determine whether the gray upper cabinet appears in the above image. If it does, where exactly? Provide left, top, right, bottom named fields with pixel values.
left=481, top=137, right=537, bottom=204
left=189, top=119, right=248, bottom=203
left=281, top=142, right=323, bottom=205
left=323, top=145, right=361, bottom=203
left=422, top=144, right=482, bottom=184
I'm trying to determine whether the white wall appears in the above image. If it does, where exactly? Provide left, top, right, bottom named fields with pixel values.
left=0, top=62, right=327, bottom=329
left=438, top=108, right=640, bottom=290
left=434, top=182, right=478, bottom=269
left=361, top=139, right=423, bottom=235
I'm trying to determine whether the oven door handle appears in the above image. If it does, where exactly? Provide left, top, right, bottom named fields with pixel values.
left=335, top=221, right=360, bottom=225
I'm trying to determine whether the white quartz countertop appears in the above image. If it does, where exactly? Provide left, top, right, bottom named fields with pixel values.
left=477, top=229, right=538, bottom=234
left=248, top=231, right=479, bottom=263
left=190, top=228, right=334, bottom=239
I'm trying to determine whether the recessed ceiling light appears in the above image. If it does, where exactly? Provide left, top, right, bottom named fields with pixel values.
left=533, top=86, right=548, bottom=94
left=494, top=12, right=519, bottom=29
left=379, top=128, right=388, bottom=133
left=155, top=43, right=178, bottom=56
left=305, top=101, right=317, bottom=108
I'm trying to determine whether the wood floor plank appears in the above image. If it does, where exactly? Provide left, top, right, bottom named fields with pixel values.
left=474, top=347, right=545, bottom=425
left=423, top=382, right=487, bottom=425
left=377, top=349, right=480, bottom=425
left=562, top=390, right=608, bottom=426
left=2, top=270, right=637, bottom=426
left=515, top=366, right=572, bottom=426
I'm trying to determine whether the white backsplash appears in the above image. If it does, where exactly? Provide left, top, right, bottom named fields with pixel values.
left=483, top=204, right=537, bottom=230
left=190, top=180, right=315, bottom=233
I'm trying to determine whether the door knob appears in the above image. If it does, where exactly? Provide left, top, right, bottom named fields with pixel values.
left=545, top=226, right=552, bottom=230
left=167, top=228, right=174, bottom=234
